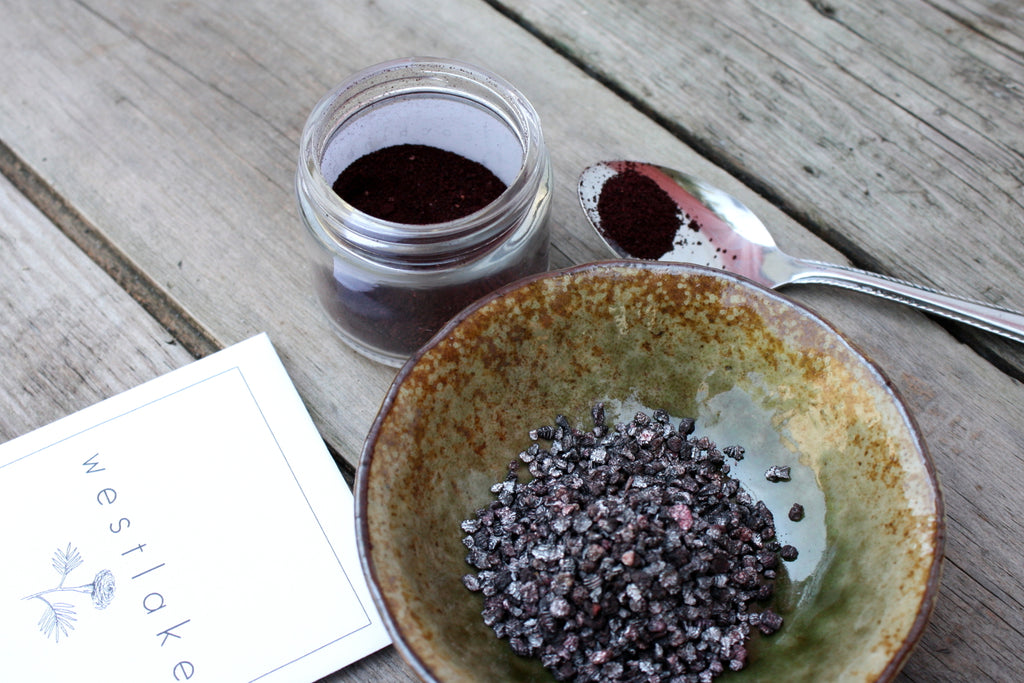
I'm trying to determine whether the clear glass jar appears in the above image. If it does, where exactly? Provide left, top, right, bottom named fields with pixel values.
left=296, top=57, right=553, bottom=367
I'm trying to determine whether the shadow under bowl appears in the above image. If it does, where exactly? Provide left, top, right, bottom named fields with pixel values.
left=356, top=261, right=944, bottom=682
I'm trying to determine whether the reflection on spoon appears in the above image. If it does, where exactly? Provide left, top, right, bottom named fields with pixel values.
left=579, top=160, right=1024, bottom=344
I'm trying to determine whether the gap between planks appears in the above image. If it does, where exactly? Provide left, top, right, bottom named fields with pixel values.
left=482, top=0, right=1024, bottom=384
left=0, top=139, right=360, bottom=483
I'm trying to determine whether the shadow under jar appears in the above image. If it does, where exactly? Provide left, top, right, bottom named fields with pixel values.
left=296, top=57, right=553, bottom=367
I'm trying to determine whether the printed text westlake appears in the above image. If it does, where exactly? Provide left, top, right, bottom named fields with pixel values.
left=84, top=452, right=195, bottom=681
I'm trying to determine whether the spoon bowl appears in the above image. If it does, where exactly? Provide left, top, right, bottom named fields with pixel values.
left=579, top=160, right=1024, bottom=344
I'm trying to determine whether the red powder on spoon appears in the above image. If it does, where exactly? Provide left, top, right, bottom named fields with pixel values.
left=596, top=167, right=681, bottom=259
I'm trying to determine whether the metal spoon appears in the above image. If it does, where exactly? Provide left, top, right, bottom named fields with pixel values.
left=579, top=160, right=1024, bottom=344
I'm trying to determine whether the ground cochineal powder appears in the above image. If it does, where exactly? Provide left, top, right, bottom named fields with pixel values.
left=318, top=142, right=544, bottom=358
left=596, top=167, right=681, bottom=260
left=332, top=143, right=507, bottom=224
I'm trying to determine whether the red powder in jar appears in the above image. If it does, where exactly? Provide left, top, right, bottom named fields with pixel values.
left=319, top=144, right=547, bottom=358
left=332, top=144, right=507, bottom=224
left=596, top=168, right=681, bottom=259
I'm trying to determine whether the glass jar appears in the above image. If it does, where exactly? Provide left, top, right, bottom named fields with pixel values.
left=296, top=57, right=553, bottom=367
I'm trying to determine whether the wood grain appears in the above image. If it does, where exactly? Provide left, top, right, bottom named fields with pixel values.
left=0, top=172, right=194, bottom=440
left=496, top=0, right=1024, bottom=377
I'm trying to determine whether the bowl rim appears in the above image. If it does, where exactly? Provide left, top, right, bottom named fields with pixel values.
left=355, top=259, right=946, bottom=683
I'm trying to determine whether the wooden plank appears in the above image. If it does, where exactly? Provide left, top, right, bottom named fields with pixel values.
left=0, top=173, right=418, bottom=680
left=497, top=0, right=1024, bottom=375
left=2, top=0, right=1024, bottom=679
left=0, top=173, right=195, bottom=440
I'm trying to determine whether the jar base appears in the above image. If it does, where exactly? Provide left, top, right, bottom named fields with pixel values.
left=322, top=313, right=411, bottom=368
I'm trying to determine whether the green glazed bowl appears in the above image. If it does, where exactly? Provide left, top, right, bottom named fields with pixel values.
left=356, top=261, right=943, bottom=682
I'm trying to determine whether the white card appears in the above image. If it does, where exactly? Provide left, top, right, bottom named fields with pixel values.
left=0, top=333, right=390, bottom=682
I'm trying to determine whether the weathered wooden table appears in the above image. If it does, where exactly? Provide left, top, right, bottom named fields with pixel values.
left=2, top=1, right=1022, bottom=680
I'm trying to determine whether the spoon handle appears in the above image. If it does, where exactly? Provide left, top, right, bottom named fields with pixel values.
left=784, top=258, right=1024, bottom=344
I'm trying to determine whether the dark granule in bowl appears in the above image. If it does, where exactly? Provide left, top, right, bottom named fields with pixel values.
left=460, top=404, right=795, bottom=682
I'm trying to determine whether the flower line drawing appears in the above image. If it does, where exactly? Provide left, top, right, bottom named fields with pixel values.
left=22, top=544, right=116, bottom=642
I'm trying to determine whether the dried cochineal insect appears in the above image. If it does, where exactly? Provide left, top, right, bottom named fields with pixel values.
left=460, top=405, right=795, bottom=682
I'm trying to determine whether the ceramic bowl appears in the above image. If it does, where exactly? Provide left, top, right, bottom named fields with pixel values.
left=356, top=261, right=943, bottom=682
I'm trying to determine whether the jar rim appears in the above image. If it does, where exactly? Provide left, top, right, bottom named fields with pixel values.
left=297, top=57, right=547, bottom=261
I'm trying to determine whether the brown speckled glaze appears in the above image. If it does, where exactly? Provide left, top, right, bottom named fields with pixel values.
left=356, top=261, right=944, bottom=683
